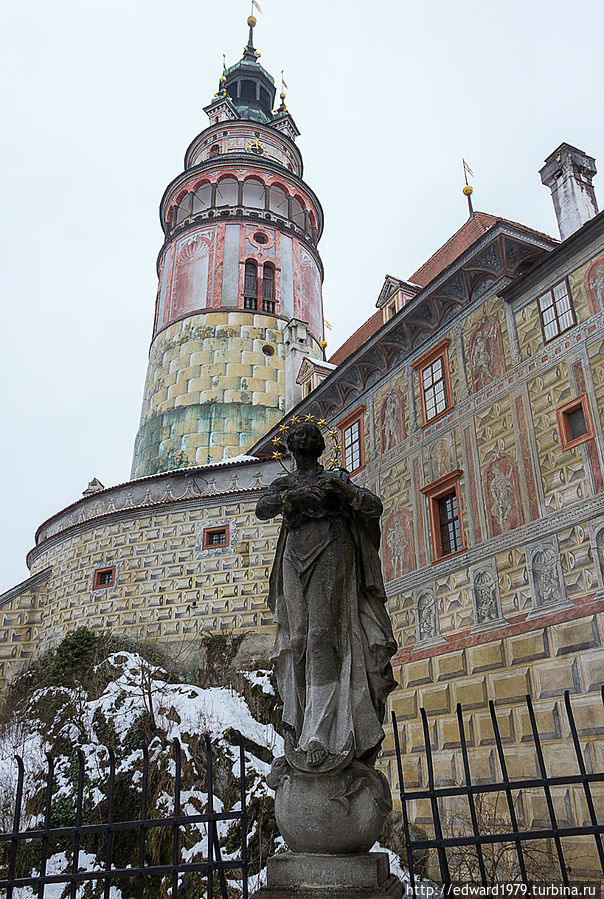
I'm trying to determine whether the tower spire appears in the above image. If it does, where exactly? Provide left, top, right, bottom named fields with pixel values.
left=244, top=2, right=262, bottom=61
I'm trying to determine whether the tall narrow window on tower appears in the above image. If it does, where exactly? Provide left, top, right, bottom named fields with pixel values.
left=263, top=265, right=275, bottom=313
left=244, top=261, right=258, bottom=310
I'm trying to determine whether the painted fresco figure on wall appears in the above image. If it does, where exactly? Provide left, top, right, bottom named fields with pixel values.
left=485, top=452, right=523, bottom=536
left=474, top=570, right=499, bottom=624
left=256, top=422, right=397, bottom=769
left=586, top=256, right=604, bottom=311
left=417, top=590, right=437, bottom=641
left=380, top=389, right=405, bottom=452
left=468, top=315, right=505, bottom=391
left=386, top=517, right=406, bottom=579
left=489, top=459, right=514, bottom=531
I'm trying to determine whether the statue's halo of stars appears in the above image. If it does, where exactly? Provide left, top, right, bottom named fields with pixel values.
left=271, top=415, right=341, bottom=471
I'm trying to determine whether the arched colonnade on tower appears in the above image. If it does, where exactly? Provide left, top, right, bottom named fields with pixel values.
left=167, top=174, right=318, bottom=244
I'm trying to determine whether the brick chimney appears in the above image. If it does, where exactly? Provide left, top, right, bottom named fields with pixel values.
left=540, top=143, right=598, bottom=241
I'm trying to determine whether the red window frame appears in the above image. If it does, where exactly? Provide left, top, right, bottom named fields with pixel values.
left=420, top=470, right=465, bottom=562
left=412, top=338, right=453, bottom=428
left=202, top=525, right=230, bottom=549
left=556, top=394, right=594, bottom=450
left=92, top=566, right=116, bottom=590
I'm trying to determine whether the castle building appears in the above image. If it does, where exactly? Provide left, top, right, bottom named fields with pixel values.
left=131, top=16, right=325, bottom=478
left=1, top=17, right=604, bottom=878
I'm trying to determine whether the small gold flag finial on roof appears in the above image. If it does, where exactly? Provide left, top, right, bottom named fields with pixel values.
left=462, top=158, right=475, bottom=215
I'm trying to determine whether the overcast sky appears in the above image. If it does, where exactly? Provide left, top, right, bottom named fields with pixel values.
left=1, top=0, right=602, bottom=593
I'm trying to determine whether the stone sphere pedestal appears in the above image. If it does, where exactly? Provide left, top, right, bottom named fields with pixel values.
left=251, top=757, right=403, bottom=898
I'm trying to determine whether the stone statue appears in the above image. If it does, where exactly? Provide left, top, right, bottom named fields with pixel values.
left=255, top=423, right=403, bottom=894
left=256, top=422, right=397, bottom=770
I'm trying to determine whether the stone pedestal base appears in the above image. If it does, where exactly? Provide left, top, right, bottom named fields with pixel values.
left=251, top=851, right=404, bottom=898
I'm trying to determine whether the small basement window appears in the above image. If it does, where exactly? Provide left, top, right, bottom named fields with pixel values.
left=203, top=525, right=229, bottom=549
left=556, top=395, right=593, bottom=450
left=93, top=566, right=116, bottom=590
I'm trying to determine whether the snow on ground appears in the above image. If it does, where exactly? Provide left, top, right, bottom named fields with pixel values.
left=0, top=651, right=282, bottom=897
left=242, top=669, right=275, bottom=695
left=1, top=652, right=426, bottom=898
left=13, top=852, right=123, bottom=899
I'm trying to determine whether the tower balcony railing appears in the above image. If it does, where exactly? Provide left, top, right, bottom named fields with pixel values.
left=168, top=205, right=317, bottom=246
left=243, top=297, right=277, bottom=314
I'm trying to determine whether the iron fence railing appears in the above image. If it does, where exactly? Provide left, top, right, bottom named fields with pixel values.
left=392, top=688, right=604, bottom=894
left=0, top=731, right=248, bottom=899
left=4, top=690, right=604, bottom=897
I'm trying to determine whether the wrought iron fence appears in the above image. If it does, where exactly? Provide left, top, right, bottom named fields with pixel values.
left=392, top=688, right=604, bottom=894
left=0, top=731, right=249, bottom=899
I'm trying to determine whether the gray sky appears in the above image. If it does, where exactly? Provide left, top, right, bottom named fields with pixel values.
left=1, top=0, right=603, bottom=593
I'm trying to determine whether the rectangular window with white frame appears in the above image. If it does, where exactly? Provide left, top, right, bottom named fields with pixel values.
left=538, top=279, right=575, bottom=342
left=337, top=406, right=365, bottom=474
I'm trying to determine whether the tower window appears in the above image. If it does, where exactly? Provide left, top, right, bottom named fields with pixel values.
left=262, top=265, right=275, bottom=313
left=556, top=394, right=594, bottom=450
left=538, top=278, right=576, bottom=342
left=202, top=526, right=229, bottom=549
left=241, top=79, right=256, bottom=100
left=244, top=261, right=258, bottom=310
left=209, top=144, right=220, bottom=157
left=93, top=566, right=116, bottom=590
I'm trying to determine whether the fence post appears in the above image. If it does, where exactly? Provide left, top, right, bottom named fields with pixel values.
left=391, top=710, right=418, bottom=897
left=420, top=707, right=451, bottom=887
left=7, top=755, right=24, bottom=899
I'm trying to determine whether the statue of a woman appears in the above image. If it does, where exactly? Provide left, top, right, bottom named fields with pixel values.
left=256, top=422, right=397, bottom=771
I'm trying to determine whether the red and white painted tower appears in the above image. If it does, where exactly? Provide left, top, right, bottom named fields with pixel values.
left=131, top=18, right=325, bottom=478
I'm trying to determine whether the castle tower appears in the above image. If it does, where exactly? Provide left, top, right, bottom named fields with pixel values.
left=131, top=18, right=325, bottom=478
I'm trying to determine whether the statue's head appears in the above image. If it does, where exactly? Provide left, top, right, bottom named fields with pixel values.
left=286, top=422, right=325, bottom=459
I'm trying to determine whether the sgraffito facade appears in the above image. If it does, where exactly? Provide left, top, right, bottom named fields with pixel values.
left=1, top=15, right=604, bottom=878
left=253, top=207, right=604, bottom=877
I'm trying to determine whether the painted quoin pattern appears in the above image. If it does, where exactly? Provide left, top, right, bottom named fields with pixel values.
left=131, top=18, right=325, bottom=478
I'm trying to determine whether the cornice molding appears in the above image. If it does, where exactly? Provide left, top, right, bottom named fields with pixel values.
left=0, top=567, right=52, bottom=607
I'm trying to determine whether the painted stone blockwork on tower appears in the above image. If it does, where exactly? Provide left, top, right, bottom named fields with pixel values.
left=132, top=311, right=295, bottom=476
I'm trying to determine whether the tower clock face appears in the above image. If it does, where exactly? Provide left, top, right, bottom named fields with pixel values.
left=245, top=139, right=265, bottom=156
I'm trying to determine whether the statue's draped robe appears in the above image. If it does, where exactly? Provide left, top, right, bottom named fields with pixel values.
left=256, top=468, right=397, bottom=764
